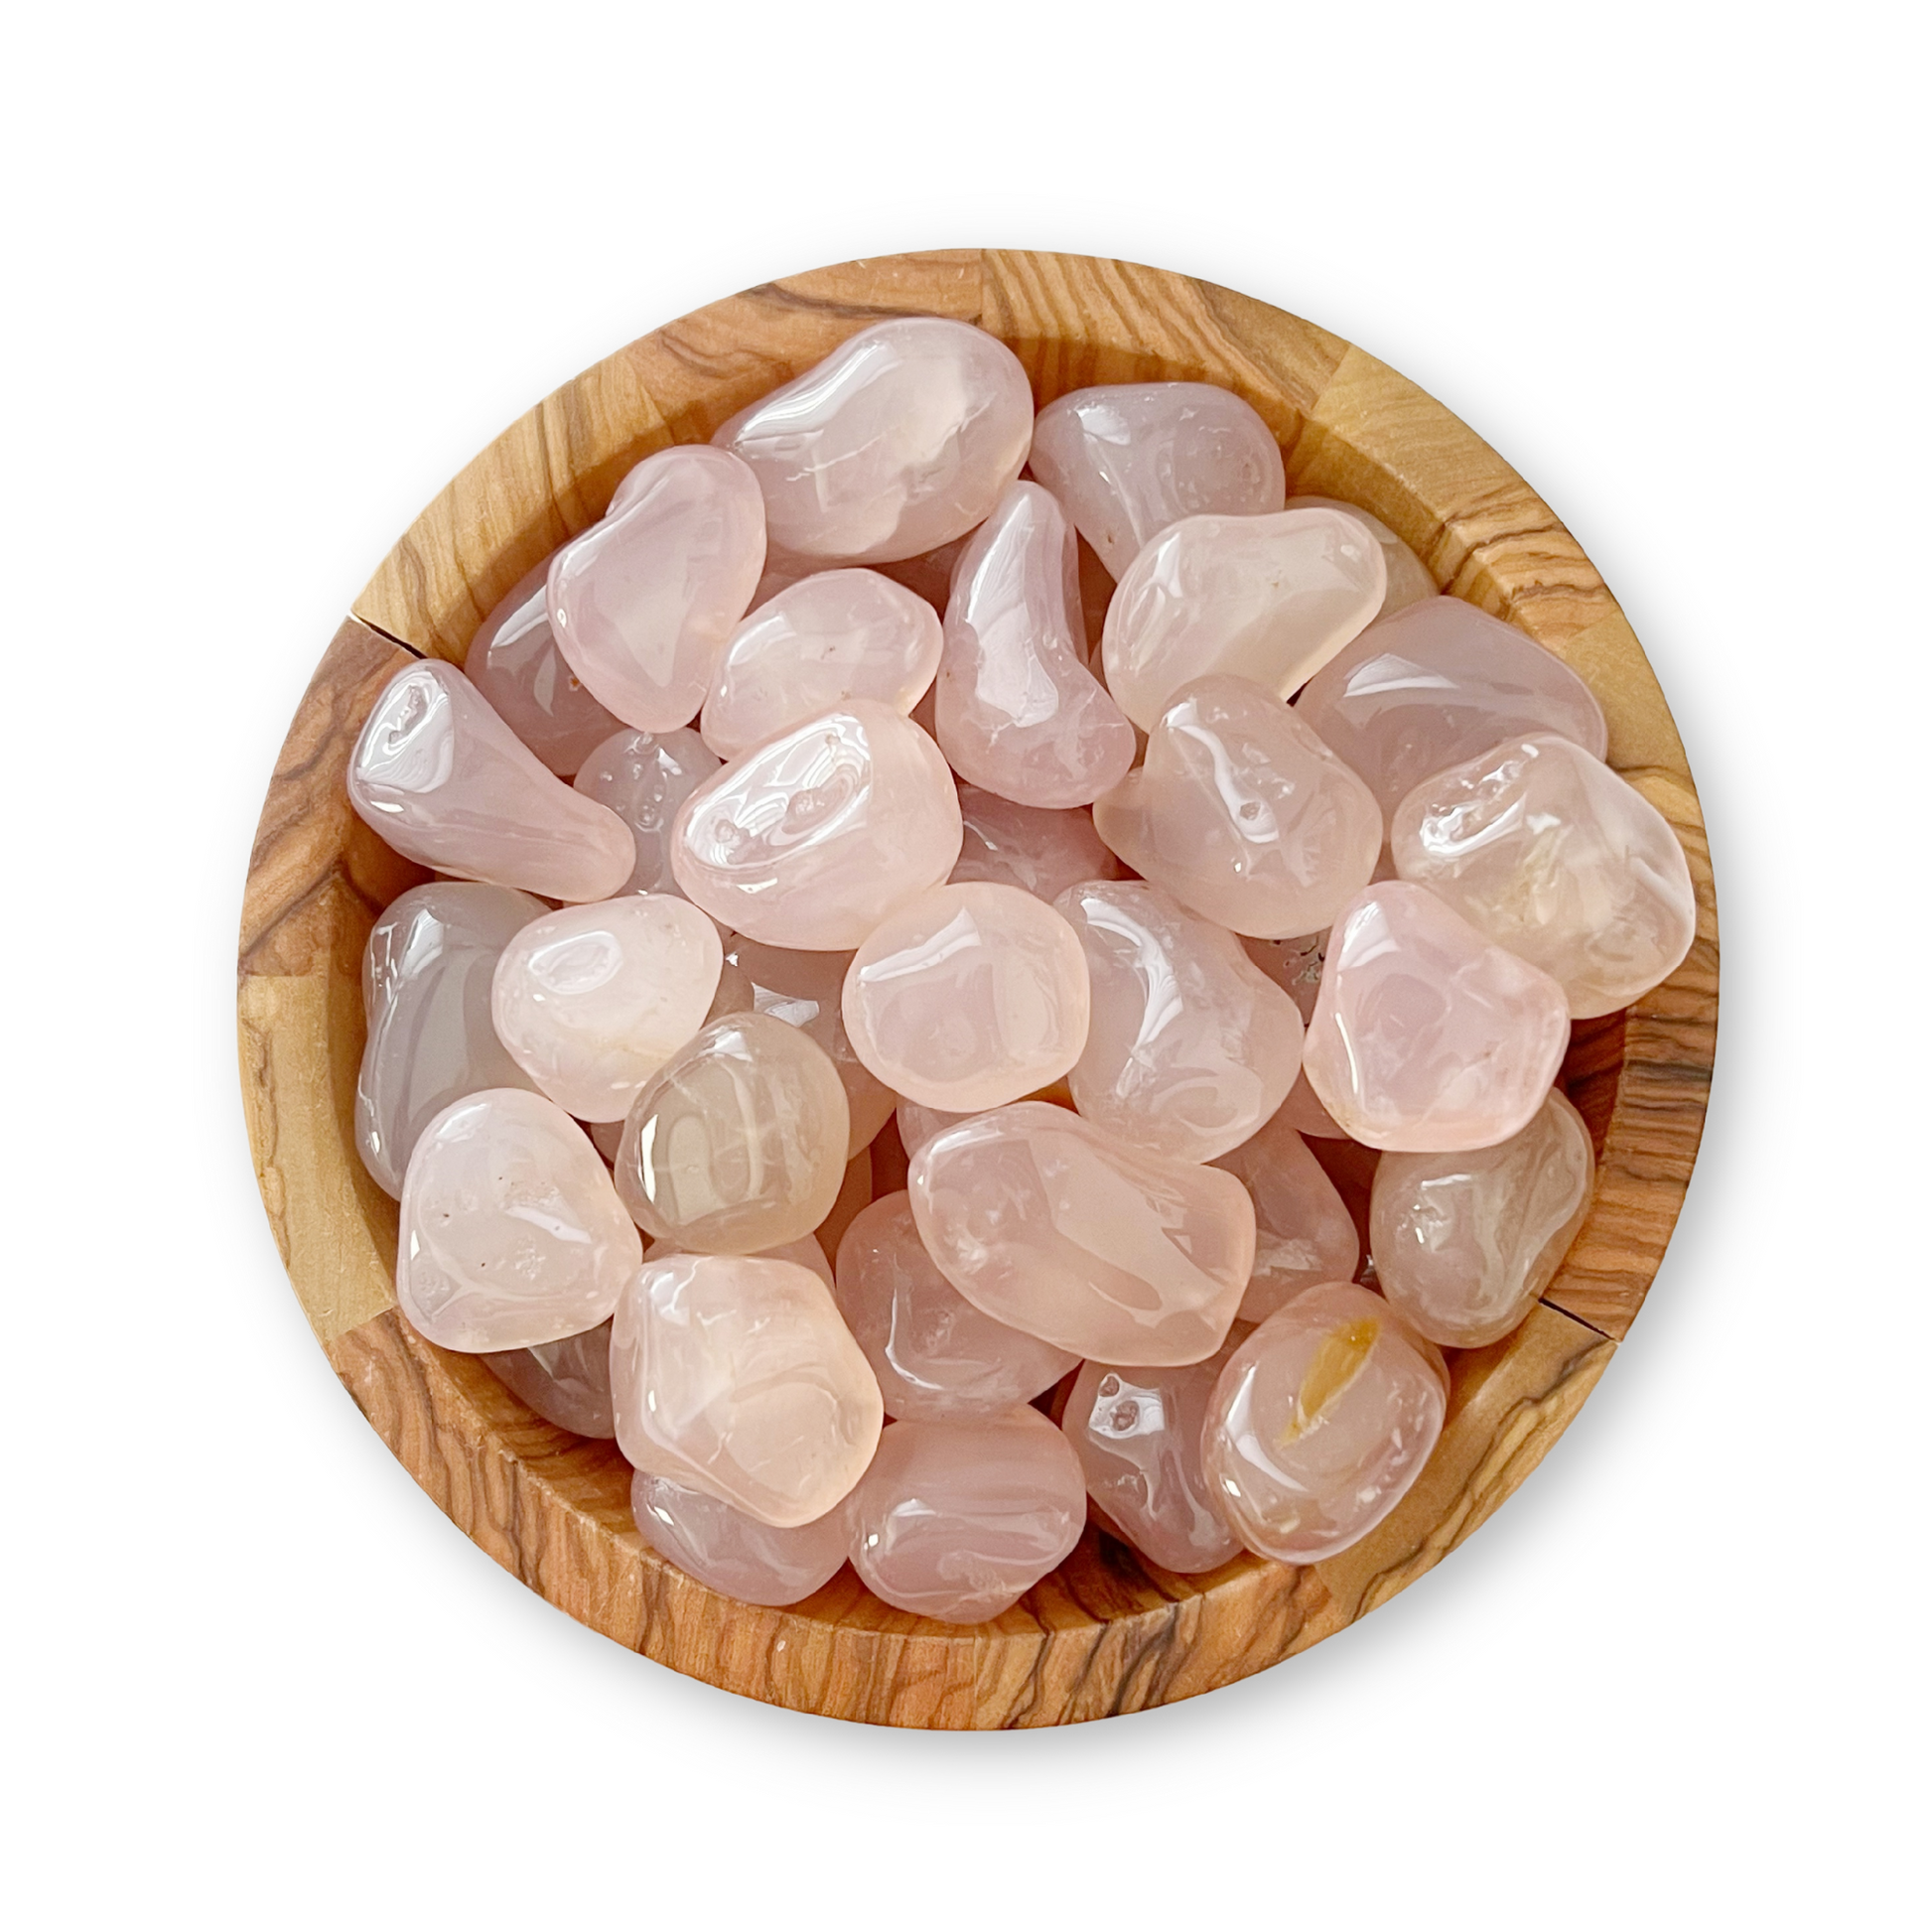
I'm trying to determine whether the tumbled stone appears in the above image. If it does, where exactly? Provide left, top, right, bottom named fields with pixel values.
left=610, top=1251, right=883, bottom=1527
left=645, top=1231, right=836, bottom=1290
left=715, top=318, right=1033, bottom=564
left=1210, top=1108, right=1361, bottom=1322
left=895, top=1098, right=973, bottom=1158
left=396, top=1089, right=641, bottom=1350
left=630, top=1469, right=850, bottom=1604
left=908, top=1102, right=1254, bottom=1365
left=571, top=728, right=722, bottom=898
left=1241, top=929, right=1327, bottom=1023
left=1092, top=674, right=1383, bottom=938
left=481, top=1320, right=615, bottom=1437
left=348, top=660, right=636, bottom=901
left=1304, top=883, right=1571, bottom=1152
left=1202, top=1280, right=1447, bottom=1562
left=1392, top=733, right=1698, bottom=1018
left=669, top=701, right=962, bottom=949
left=846, top=1409, right=1087, bottom=1621
left=949, top=784, right=1122, bottom=901
left=1285, top=495, right=1435, bottom=618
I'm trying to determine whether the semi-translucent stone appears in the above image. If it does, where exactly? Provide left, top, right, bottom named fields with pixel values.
left=1212, top=1109, right=1362, bottom=1322
left=1101, top=506, right=1386, bottom=729
left=614, top=1011, right=849, bottom=1253
left=643, top=1231, right=836, bottom=1291
left=846, top=1409, right=1087, bottom=1621
left=699, top=569, right=943, bottom=759
left=1092, top=674, right=1383, bottom=938
left=571, top=728, right=722, bottom=898
left=1304, top=883, right=1571, bottom=1152
left=908, top=1102, right=1255, bottom=1366
left=668, top=701, right=962, bottom=949
left=896, top=1098, right=973, bottom=1158
left=833, top=1192, right=1076, bottom=1420
left=396, top=1089, right=641, bottom=1350
left=347, top=660, right=636, bottom=901
left=949, top=784, right=1122, bottom=901
left=1202, top=1280, right=1447, bottom=1563
left=630, top=1469, right=850, bottom=1605
left=1391, top=733, right=1698, bottom=1017
left=1241, top=929, right=1327, bottom=1022
left=466, top=559, right=624, bottom=774
left=1372, top=1088, right=1595, bottom=1347
left=841, top=883, right=1090, bottom=1112
left=610, top=1251, right=883, bottom=1527
left=714, top=318, right=1033, bottom=564
left=481, top=1321, right=615, bottom=1437
left=1285, top=495, right=1435, bottom=617
left=1055, top=879, right=1303, bottom=1162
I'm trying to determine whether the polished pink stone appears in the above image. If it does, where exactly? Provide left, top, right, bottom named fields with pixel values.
left=1285, top=495, right=1436, bottom=618
left=895, top=1098, right=973, bottom=1158
left=571, top=728, right=722, bottom=899
left=1303, top=883, right=1571, bottom=1152
left=1210, top=1108, right=1361, bottom=1322
left=846, top=1409, right=1087, bottom=1621
left=630, top=1469, right=850, bottom=1605
left=546, top=445, right=765, bottom=731
left=949, top=784, right=1122, bottom=901
left=1241, top=929, right=1327, bottom=1023
left=347, top=660, right=636, bottom=902
left=644, top=1232, right=837, bottom=1291
left=482, top=1320, right=615, bottom=1438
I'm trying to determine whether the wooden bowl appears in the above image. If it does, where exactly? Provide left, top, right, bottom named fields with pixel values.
left=237, top=250, right=1718, bottom=1727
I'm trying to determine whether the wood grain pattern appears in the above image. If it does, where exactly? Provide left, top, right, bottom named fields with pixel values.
left=243, top=251, right=1720, bottom=1725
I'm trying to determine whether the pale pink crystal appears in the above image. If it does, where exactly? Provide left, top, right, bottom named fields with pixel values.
left=610, top=1251, right=883, bottom=1527
left=949, top=784, right=1122, bottom=901
left=347, top=660, right=636, bottom=902
left=1202, top=1280, right=1447, bottom=1563
left=482, top=1321, right=615, bottom=1437
left=1211, top=1109, right=1361, bottom=1322
left=715, top=319, right=1033, bottom=565
left=1303, top=883, right=1571, bottom=1152
left=630, top=1469, right=850, bottom=1605
left=1280, top=1070, right=1350, bottom=1140
left=1285, top=495, right=1435, bottom=618
left=1091, top=674, right=1383, bottom=938
left=846, top=1409, right=1087, bottom=1621
left=396, top=1089, right=641, bottom=1350
left=571, top=728, right=722, bottom=898
left=644, top=1232, right=837, bottom=1290
left=908, top=1102, right=1255, bottom=1366
left=1241, top=929, right=1327, bottom=1023
left=546, top=445, right=765, bottom=731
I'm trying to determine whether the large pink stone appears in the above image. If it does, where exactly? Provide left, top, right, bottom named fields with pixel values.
left=546, top=445, right=765, bottom=732
left=1054, top=879, right=1303, bottom=1162
left=347, top=660, right=636, bottom=902
left=1212, top=1108, right=1362, bottom=1322
left=846, top=1409, right=1087, bottom=1621
left=949, top=784, right=1122, bottom=901
left=1092, top=674, right=1383, bottom=938
left=1303, top=883, right=1572, bottom=1152
left=610, top=1251, right=883, bottom=1527
left=1202, top=1280, right=1447, bottom=1563
left=1295, top=597, right=1610, bottom=819
left=934, top=483, right=1136, bottom=807
left=715, top=319, right=1033, bottom=565
left=907, top=1101, right=1255, bottom=1366
left=1285, top=495, right=1436, bottom=618
left=630, top=1469, right=850, bottom=1605
left=396, top=1089, right=641, bottom=1351
left=669, top=701, right=962, bottom=948
left=482, top=1321, right=615, bottom=1438
left=571, top=728, right=722, bottom=899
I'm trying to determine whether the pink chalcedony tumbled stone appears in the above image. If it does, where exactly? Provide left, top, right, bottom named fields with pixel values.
left=1295, top=596, right=1610, bottom=819
left=481, top=1320, right=616, bottom=1438
left=611, top=1251, right=883, bottom=1527
left=1211, top=1109, right=1362, bottom=1323
left=1285, top=496, right=1436, bottom=618
left=348, top=660, right=636, bottom=902
left=1391, top=733, right=1698, bottom=1018
left=908, top=1102, right=1255, bottom=1366
left=895, top=1098, right=973, bottom=1158
left=841, top=883, right=1090, bottom=1112
left=699, top=569, right=943, bottom=759
left=571, top=728, right=722, bottom=899
left=833, top=1192, right=1077, bottom=1420
left=1203, top=1280, right=1447, bottom=1563
left=630, top=1469, right=850, bottom=1605
left=546, top=445, right=765, bottom=732
left=396, top=1089, right=641, bottom=1351
left=1241, top=929, right=1328, bottom=1023
left=715, top=319, right=1033, bottom=565
left=934, top=483, right=1136, bottom=808
left=1029, top=382, right=1288, bottom=579
left=949, top=784, right=1122, bottom=901
left=1304, top=883, right=1572, bottom=1153
left=846, top=1409, right=1087, bottom=1622
left=1101, top=506, right=1386, bottom=729
left=1092, top=674, right=1383, bottom=939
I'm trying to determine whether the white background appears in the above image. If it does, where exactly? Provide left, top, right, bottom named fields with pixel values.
left=3, top=3, right=1925, bottom=1924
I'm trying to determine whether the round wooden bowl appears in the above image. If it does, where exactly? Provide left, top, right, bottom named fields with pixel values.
left=237, top=250, right=1718, bottom=1727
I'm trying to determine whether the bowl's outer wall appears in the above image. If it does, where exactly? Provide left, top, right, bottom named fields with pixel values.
left=236, top=250, right=1718, bottom=1727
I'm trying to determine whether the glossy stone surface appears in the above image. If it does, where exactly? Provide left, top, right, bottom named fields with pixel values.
left=1030, top=381, right=1287, bottom=579
left=1296, top=596, right=1610, bottom=818
left=396, top=1089, right=641, bottom=1351
left=715, top=318, right=1033, bottom=564
left=908, top=1102, right=1255, bottom=1366
left=699, top=569, right=943, bottom=759
left=1304, top=883, right=1571, bottom=1152
left=846, top=1409, right=1087, bottom=1621
left=842, top=883, right=1090, bottom=1112
left=1241, top=929, right=1327, bottom=1023
left=895, top=1098, right=973, bottom=1158
left=546, top=445, right=765, bottom=732
left=630, top=1469, right=850, bottom=1605
left=1092, top=675, right=1383, bottom=938
left=949, top=784, right=1122, bottom=901
left=1372, top=1088, right=1595, bottom=1347
left=571, top=728, right=721, bottom=898
left=481, top=1321, right=615, bottom=1438
left=614, top=1012, right=849, bottom=1253
left=1211, top=1109, right=1361, bottom=1322
left=610, top=1251, right=883, bottom=1527
left=644, top=1232, right=837, bottom=1291
left=1202, top=1280, right=1447, bottom=1563
left=1392, top=733, right=1697, bottom=1018
left=669, top=701, right=962, bottom=949
left=347, top=660, right=636, bottom=901
left=1285, top=495, right=1435, bottom=618
left=1055, top=879, right=1303, bottom=1162
left=934, top=483, right=1136, bottom=807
